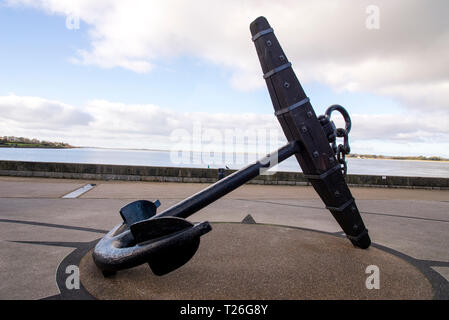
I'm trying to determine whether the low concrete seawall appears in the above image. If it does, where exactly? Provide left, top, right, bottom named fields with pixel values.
left=1, top=160, right=448, bottom=190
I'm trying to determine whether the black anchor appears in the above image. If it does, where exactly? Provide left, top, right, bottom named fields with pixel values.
left=93, top=17, right=370, bottom=277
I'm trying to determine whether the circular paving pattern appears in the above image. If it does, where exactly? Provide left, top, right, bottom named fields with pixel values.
left=78, top=223, right=433, bottom=299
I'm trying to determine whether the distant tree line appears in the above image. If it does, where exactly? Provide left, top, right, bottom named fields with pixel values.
left=0, top=136, right=73, bottom=148
left=348, top=153, right=447, bottom=162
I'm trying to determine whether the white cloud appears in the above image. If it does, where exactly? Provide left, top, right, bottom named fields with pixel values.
left=350, top=113, right=449, bottom=143
left=1, top=94, right=449, bottom=157
left=6, top=0, right=449, bottom=111
left=0, top=94, right=92, bottom=129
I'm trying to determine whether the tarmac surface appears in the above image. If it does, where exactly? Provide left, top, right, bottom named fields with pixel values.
left=0, top=176, right=448, bottom=299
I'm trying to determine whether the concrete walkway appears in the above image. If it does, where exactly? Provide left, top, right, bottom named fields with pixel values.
left=0, top=176, right=448, bottom=299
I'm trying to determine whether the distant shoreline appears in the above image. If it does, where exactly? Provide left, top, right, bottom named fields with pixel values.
left=0, top=137, right=73, bottom=149
left=346, top=154, right=449, bottom=162
left=0, top=144, right=74, bottom=149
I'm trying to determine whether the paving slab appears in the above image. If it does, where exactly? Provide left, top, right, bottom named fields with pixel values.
left=190, top=199, right=342, bottom=233
left=0, top=241, right=73, bottom=300
left=79, top=180, right=449, bottom=201
left=0, top=179, right=85, bottom=198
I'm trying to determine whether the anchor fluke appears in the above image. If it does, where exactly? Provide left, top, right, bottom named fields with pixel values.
left=130, top=217, right=211, bottom=276
left=93, top=200, right=211, bottom=277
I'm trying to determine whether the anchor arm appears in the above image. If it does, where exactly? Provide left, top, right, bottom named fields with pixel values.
left=156, top=140, right=300, bottom=219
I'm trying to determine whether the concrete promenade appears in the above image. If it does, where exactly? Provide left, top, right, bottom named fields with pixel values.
left=0, top=176, right=448, bottom=299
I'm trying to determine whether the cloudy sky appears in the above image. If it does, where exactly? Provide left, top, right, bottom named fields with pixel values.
left=1, top=0, right=448, bottom=157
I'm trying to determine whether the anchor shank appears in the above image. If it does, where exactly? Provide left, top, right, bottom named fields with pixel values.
left=156, top=140, right=299, bottom=219
left=250, top=16, right=371, bottom=248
